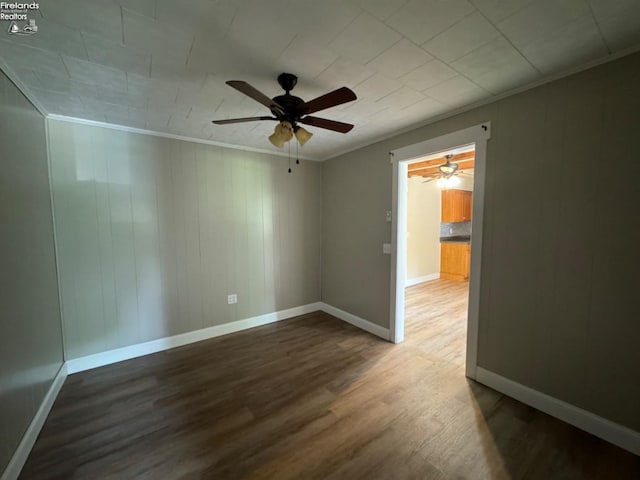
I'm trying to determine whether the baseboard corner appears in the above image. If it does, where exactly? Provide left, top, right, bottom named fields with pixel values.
left=319, top=302, right=390, bottom=341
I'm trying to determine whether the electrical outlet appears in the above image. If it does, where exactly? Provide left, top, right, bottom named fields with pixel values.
left=227, top=294, right=237, bottom=304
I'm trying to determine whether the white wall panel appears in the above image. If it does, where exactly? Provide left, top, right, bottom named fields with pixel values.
left=48, top=120, right=322, bottom=359
left=0, top=70, right=64, bottom=473
left=109, top=130, right=141, bottom=348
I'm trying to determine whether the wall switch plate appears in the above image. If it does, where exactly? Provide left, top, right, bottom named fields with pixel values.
left=385, top=211, right=392, bottom=222
left=227, top=294, right=237, bottom=304
left=383, top=243, right=392, bottom=254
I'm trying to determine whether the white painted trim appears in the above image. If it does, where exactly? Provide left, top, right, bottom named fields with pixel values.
left=66, top=303, right=322, bottom=374
left=390, top=122, right=491, bottom=376
left=476, top=367, right=640, bottom=456
left=390, top=158, right=407, bottom=344
left=1, top=364, right=68, bottom=480
left=66, top=301, right=391, bottom=374
left=405, top=273, right=440, bottom=287
left=391, top=123, right=491, bottom=164
left=465, top=139, right=487, bottom=380
left=46, top=115, right=317, bottom=161
left=319, top=302, right=390, bottom=341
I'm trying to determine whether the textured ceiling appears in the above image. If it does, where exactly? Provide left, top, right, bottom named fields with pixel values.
left=1, top=0, right=640, bottom=160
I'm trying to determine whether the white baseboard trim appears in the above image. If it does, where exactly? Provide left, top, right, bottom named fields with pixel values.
left=476, top=367, right=640, bottom=456
left=66, top=301, right=391, bottom=374
left=1, top=363, right=68, bottom=480
left=405, top=273, right=440, bottom=287
left=319, top=302, right=390, bottom=341
left=66, top=303, right=322, bottom=374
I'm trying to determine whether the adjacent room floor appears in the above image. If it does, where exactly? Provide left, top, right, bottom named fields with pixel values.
left=21, top=280, right=639, bottom=479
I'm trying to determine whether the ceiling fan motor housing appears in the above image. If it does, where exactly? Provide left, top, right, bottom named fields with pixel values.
left=277, top=73, right=297, bottom=93
left=272, top=73, right=304, bottom=125
left=271, top=94, right=304, bottom=125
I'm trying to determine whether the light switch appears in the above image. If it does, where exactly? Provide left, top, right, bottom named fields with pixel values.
left=383, top=243, right=392, bottom=254
left=385, top=211, right=392, bottom=222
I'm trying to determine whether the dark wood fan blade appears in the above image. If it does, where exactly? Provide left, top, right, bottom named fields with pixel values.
left=212, top=116, right=277, bottom=125
left=300, top=116, right=354, bottom=133
left=296, top=87, right=356, bottom=115
left=226, top=81, right=284, bottom=115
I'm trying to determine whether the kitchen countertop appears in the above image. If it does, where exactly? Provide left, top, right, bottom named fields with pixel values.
left=440, top=235, right=471, bottom=243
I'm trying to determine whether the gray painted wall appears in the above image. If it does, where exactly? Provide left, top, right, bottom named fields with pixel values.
left=48, top=120, right=322, bottom=360
left=0, top=71, right=64, bottom=472
left=322, top=52, right=640, bottom=431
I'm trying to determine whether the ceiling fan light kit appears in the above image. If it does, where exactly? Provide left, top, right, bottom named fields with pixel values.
left=268, top=121, right=294, bottom=148
left=213, top=73, right=357, bottom=150
left=417, top=152, right=474, bottom=188
left=293, top=125, right=313, bottom=146
left=435, top=154, right=462, bottom=188
left=438, top=156, right=459, bottom=175
left=436, top=175, right=461, bottom=188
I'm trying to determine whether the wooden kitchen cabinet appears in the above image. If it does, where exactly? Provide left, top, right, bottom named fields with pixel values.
left=440, top=242, right=471, bottom=281
left=441, top=189, right=472, bottom=222
left=461, top=191, right=472, bottom=222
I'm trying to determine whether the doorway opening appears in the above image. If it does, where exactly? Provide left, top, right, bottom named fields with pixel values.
left=404, top=145, right=475, bottom=368
left=389, top=123, right=491, bottom=380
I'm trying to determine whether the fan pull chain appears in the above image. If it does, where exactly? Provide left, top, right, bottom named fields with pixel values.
left=288, top=142, right=292, bottom=173
left=296, top=141, right=300, bottom=165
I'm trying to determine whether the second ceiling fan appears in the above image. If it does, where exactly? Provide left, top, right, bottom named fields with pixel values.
left=212, top=73, right=357, bottom=147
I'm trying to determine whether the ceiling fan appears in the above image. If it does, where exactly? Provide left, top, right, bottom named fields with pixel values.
left=212, top=73, right=357, bottom=148
left=422, top=154, right=473, bottom=187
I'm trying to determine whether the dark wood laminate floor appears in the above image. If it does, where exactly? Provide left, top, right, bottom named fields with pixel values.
left=21, top=280, right=639, bottom=479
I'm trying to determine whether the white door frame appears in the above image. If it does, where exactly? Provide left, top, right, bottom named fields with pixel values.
left=389, top=122, right=491, bottom=379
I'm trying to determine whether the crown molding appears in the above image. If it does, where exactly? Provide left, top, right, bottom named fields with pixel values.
left=5, top=45, right=640, bottom=163
left=46, top=114, right=318, bottom=161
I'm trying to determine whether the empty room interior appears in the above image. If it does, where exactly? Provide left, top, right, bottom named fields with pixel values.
left=2, top=1, right=640, bottom=479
